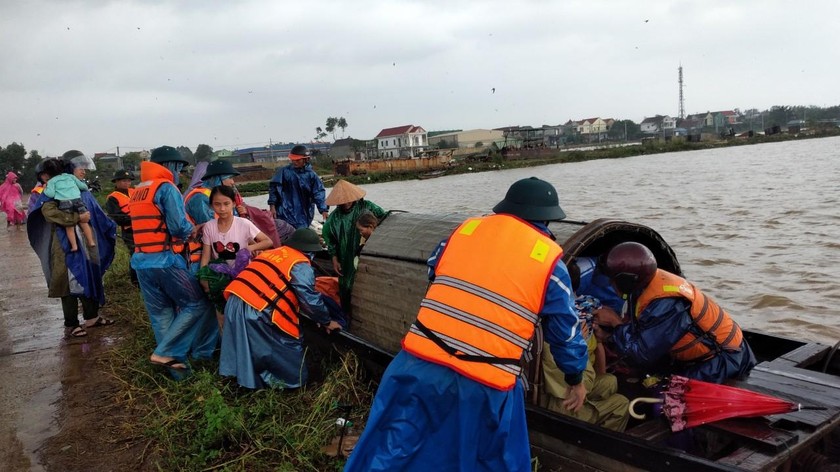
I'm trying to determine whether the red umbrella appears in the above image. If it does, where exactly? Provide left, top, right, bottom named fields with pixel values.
left=629, top=375, right=823, bottom=432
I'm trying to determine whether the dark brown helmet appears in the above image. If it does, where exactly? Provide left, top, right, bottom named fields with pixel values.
left=604, top=242, right=658, bottom=295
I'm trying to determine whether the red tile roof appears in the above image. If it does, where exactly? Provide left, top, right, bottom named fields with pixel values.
left=376, top=125, right=424, bottom=138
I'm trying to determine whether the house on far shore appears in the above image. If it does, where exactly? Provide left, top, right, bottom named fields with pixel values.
left=640, top=115, right=677, bottom=135
left=375, top=125, right=427, bottom=158
left=93, top=153, right=122, bottom=174
left=330, top=138, right=372, bottom=161
left=428, top=129, right=505, bottom=149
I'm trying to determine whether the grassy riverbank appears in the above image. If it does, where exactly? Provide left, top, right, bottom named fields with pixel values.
left=102, top=245, right=376, bottom=470
left=233, top=130, right=839, bottom=196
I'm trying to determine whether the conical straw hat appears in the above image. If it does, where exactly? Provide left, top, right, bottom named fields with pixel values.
left=326, top=180, right=366, bottom=205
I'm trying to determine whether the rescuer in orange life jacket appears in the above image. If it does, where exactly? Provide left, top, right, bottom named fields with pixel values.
left=105, top=169, right=137, bottom=284
left=593, top=241, right=756, bottom=384
left=129, top=145, right=216, bottom=375
left=345, top=177, right=589, bottom=472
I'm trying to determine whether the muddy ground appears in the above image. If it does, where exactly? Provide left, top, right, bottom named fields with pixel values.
left=0, top=222, right=152, bottom=471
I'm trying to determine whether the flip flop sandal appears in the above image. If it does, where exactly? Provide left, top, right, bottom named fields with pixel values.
left=150, top=358, right=188, bottom=371
left=87, top=317, right=116, bottom=328
left=66, top=326, right=88, bottom=338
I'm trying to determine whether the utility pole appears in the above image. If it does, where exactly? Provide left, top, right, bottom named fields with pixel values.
left=678, top=64, right=686, bottom=120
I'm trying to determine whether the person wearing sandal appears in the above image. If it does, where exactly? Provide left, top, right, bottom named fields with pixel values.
left=130, top=146, right=209, bottom=377
left=27, top=155, right=118, bottom=339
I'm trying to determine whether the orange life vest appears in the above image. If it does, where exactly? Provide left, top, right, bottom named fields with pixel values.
left=183, top=187, right=212, bottom=263
left=129, top=162, right=185, bottom=254
left=31, top=184, right=44, bottom=195
left=635, top=269, right=744, bottom=363
left=402, top=214, right=563, bottom=391
left=107, top=188, right=135, bottom=232
left=224, top=247, right=309, bottom=338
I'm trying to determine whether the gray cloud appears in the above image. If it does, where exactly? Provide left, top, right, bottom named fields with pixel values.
left=2, top=0, right=839, bottom=156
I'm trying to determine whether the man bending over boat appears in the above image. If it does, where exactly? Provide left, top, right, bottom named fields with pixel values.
left=594, top=242, right=756, bottom=384
left=345, top=177, right=589, bottom=472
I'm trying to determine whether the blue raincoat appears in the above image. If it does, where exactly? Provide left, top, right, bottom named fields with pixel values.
left=130, top=165, right=214, bottom=367
left=267, top=163, right=328, bottom=229
left=345, top=220, right=588, bottom=472
left=574, top=256, right=626, bottom=315
left=612, top=297, right=756, bottom=383
left=219, top=261, right=335, bottom=389
left=27, top=189, right=116, bottom=304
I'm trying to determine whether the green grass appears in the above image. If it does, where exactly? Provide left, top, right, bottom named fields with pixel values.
left=102, top=244, right=375, bottom=470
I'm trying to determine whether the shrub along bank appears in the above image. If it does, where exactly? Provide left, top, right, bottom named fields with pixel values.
left=234, top=130, right=838, bottom=197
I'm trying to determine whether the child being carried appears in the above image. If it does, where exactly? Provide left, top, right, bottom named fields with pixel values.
left=42, top=159, right=95, bottom=252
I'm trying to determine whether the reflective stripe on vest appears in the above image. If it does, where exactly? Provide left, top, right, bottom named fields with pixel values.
left=635, top=269, right=744, bottom=363
left=108, top=189, right=134, bottom=232
left=224, top=247, right=309, bottom=338
left=128, top=179, right=184, bottom=254
left=183, top=187, right=212, bottom=263
left=402, top=214, right=563, bottom=391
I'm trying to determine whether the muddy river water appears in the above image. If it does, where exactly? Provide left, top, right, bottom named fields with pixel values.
left=250, top=136, right=840, bottom=345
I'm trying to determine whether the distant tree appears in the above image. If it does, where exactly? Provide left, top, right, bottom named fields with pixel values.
left=194, top=144, right=214, bottom=162
left=314, top=126, right=327, bottom=142
left=122, top=151, right=143, bottom=171
left=436, top=139, right=450, bottom=149
left=0, top=142, right=27, bottom=173
left=337, top=117, right=348, bottom=137
left=18, top=150, right=42, bottom=191
left=322, top=116, right=349, bottom=141
left=325, top=117, right=338, bottom=140
left=607, top=120, right=640, bottom=140
left=177, top=146, right=195, bottom=164
left=474, top=141, right=484, bottom=148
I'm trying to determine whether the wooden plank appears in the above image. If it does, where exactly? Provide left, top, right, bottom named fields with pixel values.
left=625, top=420, right=671, bottom=443
left=776, top=343, right=828, bottom=367
left=717, top=446, right=783, bottom=471
left=754, top=362, right=840, bottom=391
left=704, top=418, right=798, bottom=452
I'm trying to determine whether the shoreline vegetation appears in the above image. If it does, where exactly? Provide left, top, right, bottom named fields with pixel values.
left=86, top=130, right=837, bottom=470
left=234, top=130, right=840, bottom=197
left=99, top=246, right=375, bottom=471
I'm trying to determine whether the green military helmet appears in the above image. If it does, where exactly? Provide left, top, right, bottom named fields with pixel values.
left=284, top=228, right=324, bottom=253
left=150, top=145, right=189, bottom=165
left=201, top=159, right=241, bottom=181
left=492, top=177, right=566, bottom=221
left=111, top=169, right=134, bottom=182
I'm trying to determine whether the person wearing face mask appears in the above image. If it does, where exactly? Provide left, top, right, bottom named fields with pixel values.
left=321, top=180, right=387, bottom=312
left=129, top=145, right=212, bottom=376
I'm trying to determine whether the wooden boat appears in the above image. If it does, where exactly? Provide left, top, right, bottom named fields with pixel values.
left=418, top=170, right=448, bottom=180
left=304, top=213, right=840, bottom=471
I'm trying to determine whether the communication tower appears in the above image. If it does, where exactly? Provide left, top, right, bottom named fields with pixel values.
left=678, top=64, right=685, bottom=119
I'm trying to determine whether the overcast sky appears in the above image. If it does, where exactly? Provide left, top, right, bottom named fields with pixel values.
left=2, top=0, right=838, bottom=157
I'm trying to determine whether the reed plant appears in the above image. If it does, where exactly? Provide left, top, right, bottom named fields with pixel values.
left=102, top=243, right=375, bottom=471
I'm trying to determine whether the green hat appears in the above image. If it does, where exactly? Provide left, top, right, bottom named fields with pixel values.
left=284, top=228, right=324, bottom=253
left=201, top=160, right=240, bottom=180
left=111, top=169, right=134, bottom=182
left=492, top=177, right=566, bottom=221
left=150, top=145, right=189, bottom=165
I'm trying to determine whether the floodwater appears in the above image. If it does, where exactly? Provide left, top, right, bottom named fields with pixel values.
left=249, top=136, right=840, bottom=344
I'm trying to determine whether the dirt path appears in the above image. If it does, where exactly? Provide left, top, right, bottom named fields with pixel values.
left=0, top=220, right=149, bottom=471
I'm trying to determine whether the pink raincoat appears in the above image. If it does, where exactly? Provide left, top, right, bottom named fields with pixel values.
left=0, top=171, right=25, bottom=225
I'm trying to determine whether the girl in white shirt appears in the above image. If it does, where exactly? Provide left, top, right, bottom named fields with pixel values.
left=199, top=185, right=273, bottom=330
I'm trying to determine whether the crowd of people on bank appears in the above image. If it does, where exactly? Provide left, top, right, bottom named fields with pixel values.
left=17, top=144, right=383, bottom=380
left=3, top=146, right=757, bottom=470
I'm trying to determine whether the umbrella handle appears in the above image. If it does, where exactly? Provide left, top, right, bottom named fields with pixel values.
left=629, top=397, right=663, bottom=420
